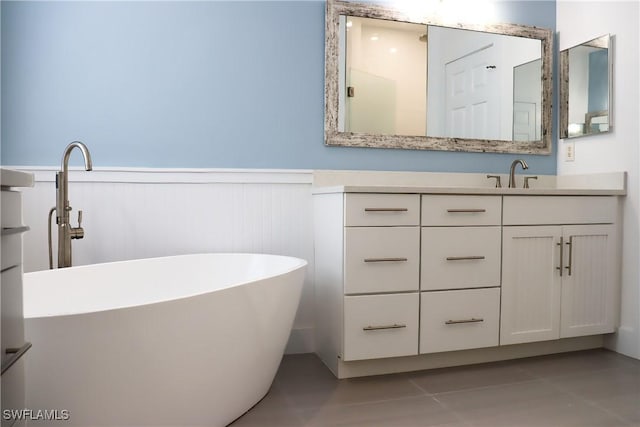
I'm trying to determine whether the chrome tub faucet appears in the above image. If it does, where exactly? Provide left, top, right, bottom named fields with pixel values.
left=48, top=141, right=93, bottom=268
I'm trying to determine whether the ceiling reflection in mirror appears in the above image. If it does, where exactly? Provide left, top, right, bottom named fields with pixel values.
left=326, top=0, right=553, bottom=154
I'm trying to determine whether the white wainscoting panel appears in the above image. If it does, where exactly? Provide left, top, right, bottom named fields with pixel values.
left=19, top=168, right=315, bottom=353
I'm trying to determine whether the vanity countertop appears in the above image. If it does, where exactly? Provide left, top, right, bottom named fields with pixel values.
left=1, top=168, right=35, bottom=189
left=311, top=171, right=627, bottom=196
left=312, top=185, right=626, bottom=196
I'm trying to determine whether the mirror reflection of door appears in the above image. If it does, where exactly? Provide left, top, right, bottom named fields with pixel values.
left=346, top=69, right=396, bottom=134
left=444, top=44, right=499, bottom=140
left=513, top=59, right=542, bottom=141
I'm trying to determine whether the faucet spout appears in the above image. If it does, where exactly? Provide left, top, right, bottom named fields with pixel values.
left=62, top=141, right=93, bottom=172
left=508, top=159, right=528, bottom=188
left=53, top=141, right=93, bottom=268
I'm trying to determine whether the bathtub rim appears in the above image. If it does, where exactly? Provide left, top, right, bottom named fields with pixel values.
left=23, top=252, right=307, bottom=320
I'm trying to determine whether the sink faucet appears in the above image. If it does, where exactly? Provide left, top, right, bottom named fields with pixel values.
left=49, top=141, right=93, bottom=268
left=508, top=159, right=528, bottom=188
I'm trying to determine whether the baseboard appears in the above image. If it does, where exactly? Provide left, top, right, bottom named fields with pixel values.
left=324, top=335, right=605, bottom=378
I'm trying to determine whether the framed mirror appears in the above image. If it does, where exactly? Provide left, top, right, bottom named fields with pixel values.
left=560, top=34, right=612, bottom=139
left=325, top=0, right=553, bottom=154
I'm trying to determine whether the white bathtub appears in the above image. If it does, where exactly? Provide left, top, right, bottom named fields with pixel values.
left=23, top=253, right=306, bottom=427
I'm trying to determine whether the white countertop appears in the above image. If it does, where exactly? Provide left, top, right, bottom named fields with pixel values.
left=1, top=168, right=35, bottom=189
left=311, top=171, right=627, bottom=196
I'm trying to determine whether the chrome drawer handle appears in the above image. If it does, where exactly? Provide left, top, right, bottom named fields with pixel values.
left=364, top=258, right=408, bottom=263
left=364, top=208, right=409, bottom=212
left=446, top=209, right=486, bottom=213
left=445, top=318, right=484, bottom=325
left=565, top=237, right=573, bottom=276
left=556, top=237, right=564, bottom=277
left=446, top=256, right=485, bottom=261
left=1, top=342, right=32, bottom=375
left=363, top=324, right=407, bottom=331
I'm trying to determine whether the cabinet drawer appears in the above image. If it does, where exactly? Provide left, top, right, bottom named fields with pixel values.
left=344, top=293, right=419, bottom=361
left=420, top=288, right=500, bottom=354
left=421, top=195, right=501, bottom=226
left=421, top=227, right=500, bottom=291
left=345, top=227, right=419, bottom=294
left=503, top=196, right=617, bottom=225
left=345, top=194, right=420, bottom=226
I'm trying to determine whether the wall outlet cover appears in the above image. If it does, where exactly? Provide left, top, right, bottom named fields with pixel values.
left=565, top=141, right=575, bottom=162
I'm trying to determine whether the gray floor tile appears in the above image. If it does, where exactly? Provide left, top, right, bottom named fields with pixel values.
left=232, top=351, right=640, bottom=427
left=229, top=388, right=305, bottom=427
left=516, top=349, right=639, bottom=379
left=592, top=393, right=640, bottom=425
left=409, top=360, right=537, bottom=394
left=548, top=366, right=640, bottom=401
left=434, top=380, right=628, bottom=427
left=300, top=396, right=463, bottom=427
left=276, top=371, right=425, bottom=410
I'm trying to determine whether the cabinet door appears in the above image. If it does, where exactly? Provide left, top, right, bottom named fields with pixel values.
left=560, top=224, right=617, bottom=338
left=501, top=226, right=562, bottom=345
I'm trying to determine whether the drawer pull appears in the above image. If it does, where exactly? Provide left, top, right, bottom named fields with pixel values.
left=446, top=256, right=485, bottom=261
left=565, top=236, right=573, bottom=276
left=1, top=342, right=32, bottom=375
left=364, top=208, right=409, bottom=212
left=556, top=237, right=564, bottom=277
left=363, top=324, right=407, bottom=331
left=364, top=257, right=408, bottom=263
left=446, top=209, right=486, bottom=213
left=445, top=318, right=484, bottom=325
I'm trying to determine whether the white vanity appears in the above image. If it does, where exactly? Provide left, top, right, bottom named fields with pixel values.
left=313, top=171, right=625, bottom=378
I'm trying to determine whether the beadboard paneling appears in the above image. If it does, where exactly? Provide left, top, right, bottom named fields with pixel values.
left=20, top=169, right=315, bottom=353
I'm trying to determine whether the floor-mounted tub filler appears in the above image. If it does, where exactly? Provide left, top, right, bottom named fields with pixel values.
left=23, top=253, right=307, bottom=427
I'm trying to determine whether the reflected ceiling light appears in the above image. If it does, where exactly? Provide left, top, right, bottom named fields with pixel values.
left=393, top=0, right=496, bottom=25
left=389, top=47, right=398, bottom=54
left=346, top=20, right=353, bottom=28
left=370, top=34, right=379, bottom=41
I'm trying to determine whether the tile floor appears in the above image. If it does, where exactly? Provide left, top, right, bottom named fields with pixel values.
left=230, top=349, right=640, bottom=427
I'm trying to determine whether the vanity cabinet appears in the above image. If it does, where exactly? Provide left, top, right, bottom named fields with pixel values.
left=500, top=196, right=618, bottom=345
left=314, top=189, right=621, bottom=379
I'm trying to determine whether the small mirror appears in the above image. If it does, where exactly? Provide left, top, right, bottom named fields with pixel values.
left=560, top=34, right=612, bottom=138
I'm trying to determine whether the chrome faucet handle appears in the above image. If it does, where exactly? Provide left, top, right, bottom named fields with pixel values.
left=70, top=210, right=85, bottom=240
left=524, top=176, right=538, bottom=189
left=486, top=175, right=502, bottom=188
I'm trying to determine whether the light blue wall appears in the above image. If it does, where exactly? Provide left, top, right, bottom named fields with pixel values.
left=1, top=1, right=557, bottom=174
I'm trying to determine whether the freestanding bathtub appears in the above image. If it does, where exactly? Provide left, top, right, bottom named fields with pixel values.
left=23, top=253, right=306, bottom=427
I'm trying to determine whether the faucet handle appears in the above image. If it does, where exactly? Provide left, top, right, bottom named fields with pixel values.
left=486, top=175, right=502, bottom=188
left=70, top=210, right=85, bottom=240
left=524, top=176, right=538, bottom=189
